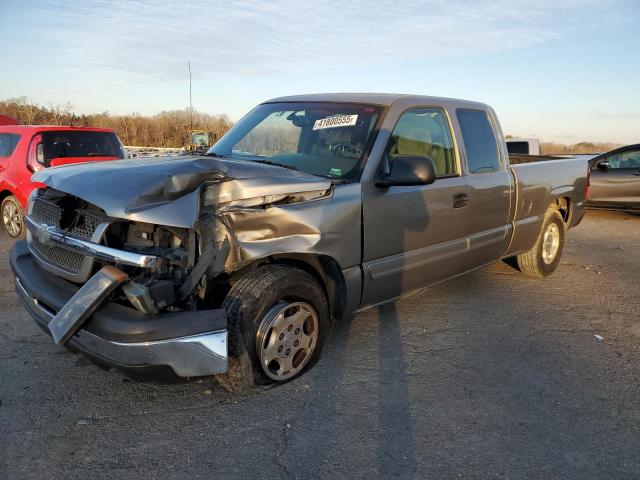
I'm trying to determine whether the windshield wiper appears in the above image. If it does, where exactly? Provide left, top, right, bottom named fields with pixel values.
left=204, top=154, right=300, bottom=172
left=254, top=159, right=299, bottom=171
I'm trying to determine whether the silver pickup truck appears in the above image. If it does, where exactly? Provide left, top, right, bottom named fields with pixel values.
left=10, top=93, right=589, bottom=391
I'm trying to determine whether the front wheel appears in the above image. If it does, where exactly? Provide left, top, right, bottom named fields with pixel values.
left=216, top=265, right=330, bottom=392
left=1, top=195, right=25, bottom=239
left=516, top=209, right=565, bottom=277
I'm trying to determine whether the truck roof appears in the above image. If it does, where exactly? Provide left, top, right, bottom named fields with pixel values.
left=0, top=125, right=116, bottom=134
left=265, top=92, right=490, bottom=110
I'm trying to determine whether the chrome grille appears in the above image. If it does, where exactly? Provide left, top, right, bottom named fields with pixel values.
left=31, top=239, right=84, bottom=273
left=31, top=198, right=62, bottom=226
left=68, top=211, right=102, bottom=241
left=28, top=198, right=108, bottom=282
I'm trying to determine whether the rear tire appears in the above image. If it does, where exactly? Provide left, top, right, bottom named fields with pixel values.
left=1, top=195, right=25, bottom=239
left=215, top=265, right=330, bottom=393
left=516, top=208, right=565, bottom=277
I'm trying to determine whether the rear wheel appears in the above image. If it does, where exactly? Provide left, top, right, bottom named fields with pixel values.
left=516, top=208, right=565, bottom=277
left=1, top=195, right=25, bottom=239
left=216, top=265, right=329, bottom=393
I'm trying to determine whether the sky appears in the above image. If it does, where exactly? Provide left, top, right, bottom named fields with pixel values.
left=0, top=0, right=639, bottom=144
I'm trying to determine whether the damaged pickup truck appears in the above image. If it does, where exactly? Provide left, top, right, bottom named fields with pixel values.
left=10, top=94, right=590, bottom=391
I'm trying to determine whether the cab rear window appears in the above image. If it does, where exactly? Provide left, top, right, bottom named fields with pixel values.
left=41, top=131, right=125, bottom=160
left=456, top=109, right=500, bottom=173
left=0, top=133, right=20, bottom=157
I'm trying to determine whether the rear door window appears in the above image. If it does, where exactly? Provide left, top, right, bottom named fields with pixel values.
left=0, top=133, right=20, bottom=157
left=41, top=131, right=125, bottom=162
left=456, top=109, right=500, bottom=173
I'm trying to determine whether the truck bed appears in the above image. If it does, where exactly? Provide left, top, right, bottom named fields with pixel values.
left=508, top=154, right=564, bottom=164
left=505, top=157, right=589, bottom=257
left=509, top=153, right=599, bottom=164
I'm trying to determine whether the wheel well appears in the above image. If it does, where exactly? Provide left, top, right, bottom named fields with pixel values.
left=0, top=190, right=13, bottom=203
left=230, top=254, right=348, bottom=320
left=553, top=197, right=571, bottom=224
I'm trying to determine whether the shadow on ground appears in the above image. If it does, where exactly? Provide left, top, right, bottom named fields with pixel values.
left=1, top=210, right=640, bottom=479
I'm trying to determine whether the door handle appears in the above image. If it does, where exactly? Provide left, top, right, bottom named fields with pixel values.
left=453, top=193, right=470, bottom=208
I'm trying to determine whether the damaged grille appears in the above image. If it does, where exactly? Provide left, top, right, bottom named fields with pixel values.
left=31, top=198, right=62, bottom=226
left=31, top=239, right=84, bottom=273
left=28, top=198, right=107, bottom=282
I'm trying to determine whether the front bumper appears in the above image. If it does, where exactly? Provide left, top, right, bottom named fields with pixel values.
left=10, top=240, right=228, bottom=379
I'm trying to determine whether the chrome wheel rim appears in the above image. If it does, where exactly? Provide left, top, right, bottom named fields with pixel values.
left=256, top=301, right=319, bottom=381
left=542, top=223, right=560, bottom=264
left=2, top=201, right=22, bottom=237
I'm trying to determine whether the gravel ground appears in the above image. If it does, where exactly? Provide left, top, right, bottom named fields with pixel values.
left=1, top=210, right=639, bottom=479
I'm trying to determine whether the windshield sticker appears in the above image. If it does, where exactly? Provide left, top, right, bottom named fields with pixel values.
left=313, top=114, right=358, bottom=131
left=329, top=167, right=343, bottom=176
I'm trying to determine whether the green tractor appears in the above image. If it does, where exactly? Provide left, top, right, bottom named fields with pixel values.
left=187, top=130, right=217, bottom=153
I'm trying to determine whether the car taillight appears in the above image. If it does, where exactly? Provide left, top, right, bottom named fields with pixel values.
left=585, top=165, right=591, bottom=200
left=27, top=134, right=45, bottom=173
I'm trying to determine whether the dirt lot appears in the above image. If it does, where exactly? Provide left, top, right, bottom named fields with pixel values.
left=1, top=210, right=639, bottom=479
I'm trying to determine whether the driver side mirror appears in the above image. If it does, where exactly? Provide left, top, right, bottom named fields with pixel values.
left=597, top=160, right=610, bottom=171
left=376, top=155, right=437, bottom=187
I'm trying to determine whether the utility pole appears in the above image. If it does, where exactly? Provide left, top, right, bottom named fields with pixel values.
left=188, top=60, right=193, bottom=134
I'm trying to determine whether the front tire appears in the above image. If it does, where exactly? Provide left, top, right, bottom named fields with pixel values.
left=516, top=208, right=565, bottom=277
left=216, top=265, right=330, bottom=392
left=1, top=195, right=25, bottom=239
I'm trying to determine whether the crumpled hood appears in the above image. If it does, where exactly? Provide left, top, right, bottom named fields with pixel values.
left=33, top=156, right=332, bottom=228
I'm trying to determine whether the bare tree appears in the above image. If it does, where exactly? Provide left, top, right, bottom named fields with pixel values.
left=0, top=98, right=234, bottom=148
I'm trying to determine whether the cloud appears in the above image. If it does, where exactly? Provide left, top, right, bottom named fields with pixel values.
left=35, top=0, right=609, bottom=83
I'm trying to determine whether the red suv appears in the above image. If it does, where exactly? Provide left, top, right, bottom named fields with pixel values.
left=0, top=125, right=126, bottom=238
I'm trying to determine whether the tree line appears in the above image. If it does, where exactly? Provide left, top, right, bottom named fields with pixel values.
left=539, top=141, right=620, bottom=155
left=1, top=97, right=622, bottom=154
left=0, top=97, right=233, bottom=148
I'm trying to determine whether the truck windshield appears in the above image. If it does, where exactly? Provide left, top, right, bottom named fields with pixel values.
left=208, top=102, right=383, bottom=180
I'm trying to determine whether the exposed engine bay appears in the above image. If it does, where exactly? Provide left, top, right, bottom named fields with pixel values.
left=27, top=155, right=344, bottom=317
